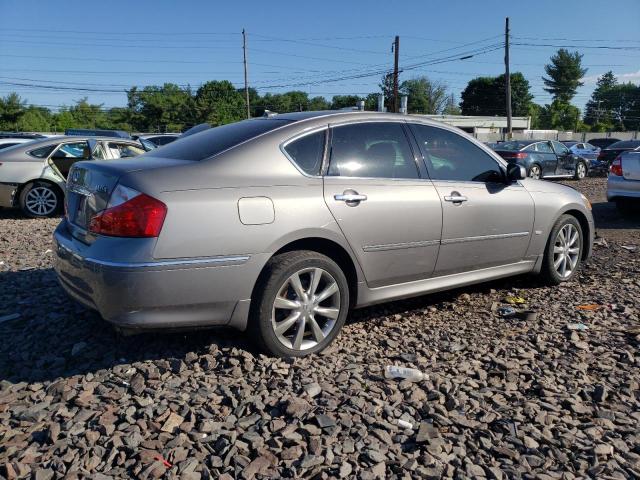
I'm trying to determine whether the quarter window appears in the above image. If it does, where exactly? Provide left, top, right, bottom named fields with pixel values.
left=28, top=145, right=56, bottom=158
left=328, top=122, right=418, bottom=179
left=283, top=130, right=325, bottom=176
left=410, top=124, right=503, bottom=183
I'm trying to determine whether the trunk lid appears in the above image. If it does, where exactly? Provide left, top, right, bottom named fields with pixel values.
left=65, top=157, right=190, bottom=241
left=622, top=151, right=640, bottom=180
left=599, top=148, right=627, bottom=164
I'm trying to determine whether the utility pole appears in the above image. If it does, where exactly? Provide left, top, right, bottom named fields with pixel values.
left=504, top=17, right=512, bottom=139
left=392, top=36, right=399, bottom=113
left=242, top=29, right=250, bottom=119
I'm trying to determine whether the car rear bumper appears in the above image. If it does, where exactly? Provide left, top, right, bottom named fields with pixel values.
left=53, top=221, right=267, bottom=331
left=607, top=175, right=640, bottom=201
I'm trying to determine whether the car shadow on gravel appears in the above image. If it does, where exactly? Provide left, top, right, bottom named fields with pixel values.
left=0, top=268, right=254, bottom=385
left=591, top=201, right=640, bottom=231
left=0, top=266, right=553, bottom=385
left=0, top=208, right=63, bottom=221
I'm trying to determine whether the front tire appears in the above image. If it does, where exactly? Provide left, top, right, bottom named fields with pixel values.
left=249, top=250, right=350, bottom=357
left=19, top=181, right=62, bottom=218
left=540, top=214, right=583, bottom=285
left=574, top=161, right=587, bottom=180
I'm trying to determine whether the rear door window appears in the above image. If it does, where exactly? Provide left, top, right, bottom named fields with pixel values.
left=551, top=141, right=570, bottom=155
left=328, top=122, right=419, bottom=179
left=152, top=118, right=291, bottom=161
left=108, top=142, right=145, bottom=158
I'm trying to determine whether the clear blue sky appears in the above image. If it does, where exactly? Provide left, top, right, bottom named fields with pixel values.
left=1, top=0, right=638, bottom=113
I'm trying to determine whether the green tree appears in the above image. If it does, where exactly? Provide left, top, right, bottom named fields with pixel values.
left=17, top=106, right=52, bottom=132
left=378, top=73, right=395, bottom=112
left=542, top=49, right=587, bottom=103
left=195, top=80, right=245, bottom=126
left=400, top=77, right=449, bottom=114
left=460, top=73, right=533, bottom=116
left=0, top=93, right=26, bottom=130
left=128, top=83, right=195, bottom=132
left=584, top=71, right=617, bottom=129
left=330, top=95, right=362, bottom=110
left=538, top=100, right=581, bottom=130
left=308, top=96, right=330, bottom=111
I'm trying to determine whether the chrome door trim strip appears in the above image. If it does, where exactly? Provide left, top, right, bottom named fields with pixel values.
left=441, top=231, right=529, bottom=245
left=363, top=239, right=440, bottom=252
left=84, top=255, right=251, bottom=269
left=56, top=241, right=251, bottom=269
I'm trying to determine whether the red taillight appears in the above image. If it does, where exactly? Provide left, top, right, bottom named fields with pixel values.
left=90, top=190, right=167, bottom=237
left=501, top=152, right=528, bottom=159
left=609, top=156, right=623, bottom=176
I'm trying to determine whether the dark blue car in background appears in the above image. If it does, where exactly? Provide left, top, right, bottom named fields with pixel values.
left=492, top=140, right=588, bottom=180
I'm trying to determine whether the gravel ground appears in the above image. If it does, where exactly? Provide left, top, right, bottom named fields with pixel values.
left=1, top=177, right=638, bottom=479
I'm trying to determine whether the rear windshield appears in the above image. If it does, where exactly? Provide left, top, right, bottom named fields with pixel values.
left=496, top=141, right=528, bottom=151
left=152, top=118, right=292, bottom=161
left=608, top=140, right=640, bottom=149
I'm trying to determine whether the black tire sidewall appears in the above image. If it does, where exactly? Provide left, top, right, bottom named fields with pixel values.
left=251, top=251, right=350, bottom=357
left=542, top=214, right=583, bottom=284
left=19, top=181, right=61, bottom=218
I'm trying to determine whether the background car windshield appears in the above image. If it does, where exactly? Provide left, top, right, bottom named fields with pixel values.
left=608, top=140, right=640, bottom=149
left=152, top=118, right=291, bottom=161
left=497, top=141, right=528, bottom=151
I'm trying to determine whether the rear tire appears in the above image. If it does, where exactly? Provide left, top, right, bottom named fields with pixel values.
left=19, top=181, right=62, bottom=218
left=539, top=214, right=583, bottom=285
left=528, top=164, right=542, bottom=179
left=574, top=161, right=587, bottom=180
left=249, top=250, right=350, bottom=357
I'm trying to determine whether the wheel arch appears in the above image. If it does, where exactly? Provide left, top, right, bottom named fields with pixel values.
left=253, top=233, right=362, bottom=310
left=559, top=208, right=592, bottom=261
left=16, top=178, right=65, bottom=208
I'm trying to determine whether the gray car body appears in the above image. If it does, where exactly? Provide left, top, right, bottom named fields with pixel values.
left=607, top=151, right=640, bottom=201
left=53, top=111, right=594, bottom=332
left=0, top=136, right=147, bottom=209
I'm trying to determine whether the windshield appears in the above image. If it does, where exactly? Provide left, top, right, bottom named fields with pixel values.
left=608, top=140, right=640, bottom=149
left=152, top=118, right=291, bottom=161
left=496, top=141, right=528, bottom=151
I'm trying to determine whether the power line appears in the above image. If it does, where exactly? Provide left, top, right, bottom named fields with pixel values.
left=512, top=42, right=640, bottom=51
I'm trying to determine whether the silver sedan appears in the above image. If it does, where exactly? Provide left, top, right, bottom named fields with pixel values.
left=0, top=136, right=150, bottom=217
left=607, top=150, right=640, bottom=212
left=54, top=111, right=594, bottom=357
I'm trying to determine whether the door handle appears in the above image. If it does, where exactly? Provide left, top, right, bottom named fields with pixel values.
left=444, top=192, right=467, bottom=203
left=334, top=193, right=367, bottom=203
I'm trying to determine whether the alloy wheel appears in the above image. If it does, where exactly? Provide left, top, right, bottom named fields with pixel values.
left=25, top=186, right=58, bottom=216
left=576, top=162, right=586, bottom=179
left=271, top=267, right=341, bottom=351
left=553, top=224, right=580, bottom=279
left=529, top=165, right=541, bottom=179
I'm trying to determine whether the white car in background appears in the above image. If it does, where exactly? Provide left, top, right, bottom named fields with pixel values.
left=0, top=136, right=151, bottom=217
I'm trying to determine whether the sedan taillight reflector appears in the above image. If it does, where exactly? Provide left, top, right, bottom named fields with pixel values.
left=609, top=156, right=623, bottom=176
left=89, top=187, right=167, bottom=238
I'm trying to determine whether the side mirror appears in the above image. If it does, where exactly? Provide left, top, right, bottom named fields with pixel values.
left=506, top=163, right=526, bottom=182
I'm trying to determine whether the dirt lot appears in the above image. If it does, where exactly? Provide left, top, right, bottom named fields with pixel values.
left=0, top=177, right=638, bottom=479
